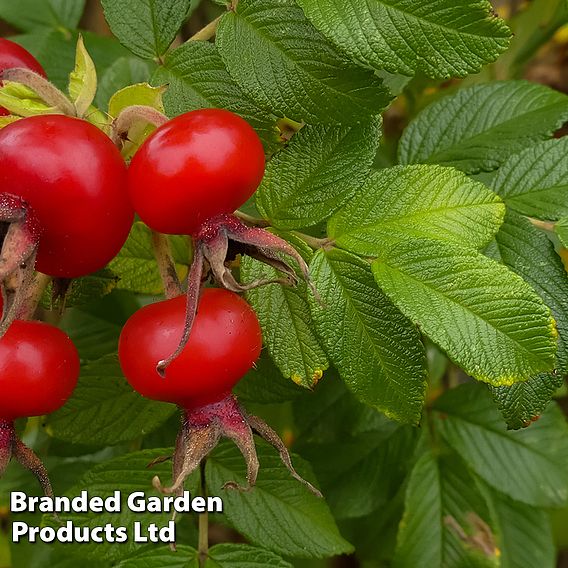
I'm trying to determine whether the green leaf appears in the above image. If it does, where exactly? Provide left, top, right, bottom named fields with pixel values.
left=41, top=269, right=119, bottom=309
left=556, top=217, right=568, bottom=248
left=108, top=83, right=165, bottom=117
left=152, top=41, right=279, bottom=151
left=296, top=0, right=511, bottom=78
left=42, top=449, right=174, bottom=563
left=234, top=351, right=305, bottom=404
left=207, top=440, right=353, bottom=559
left=60, top=291, right=140, bottom=360
left=13, top=29, right=132, bottom=90
left=308, top=249, right=427, bottom=423
left=215, top=0, right=392, bottom=124
left=489, top=374, right=563, bottom=431
left=293, top=371, right=392, bottom=442
left=109, top=222, right=189, bottom=295
left=107, top=82, right=167, bottom=158
left=490, top=490, right=555, bottom=568
left=0, top=80, right=56, bottom=116
left=0, top=0, right=85, bottom=31
left=490, top=138, right=568, bottom=220
left=371, top=238, right=557, bottom=385
left=68, top=35, right=97, bottom=118
left=96, top=57, right=153, bottom=110
left=434, top=383, right=568, bottom=507
left=46, top=355, right=176, bottom=445
left=256, top=119, right=382, bottom=229
left=393, top=450, right=498, bottom=568
left=206, top=544, right=293, bottom=567
left=487, top=211, right=568, bottom=428
left=101, top=0, right=192, bottom=59
left=116, top=543, right=292, bottom=568
left=241, top=241, right=329, bottom=389
left=399, top=81, right=568, bottom=173
left=299, top=425, right=417, bottom=519
left=115, top=546, right=198, bottom=568
left=329, top=165, right=504, bottom=255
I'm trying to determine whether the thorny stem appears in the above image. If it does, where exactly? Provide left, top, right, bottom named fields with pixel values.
left=111, top=105, right=169, bottom=146
left=189, top=15, right=223, bottom=42
left=151, top=231, right=183, bottom=299
left=198, top=460, right=209, bottom=567
left=1, top=68, right=76, bottom=117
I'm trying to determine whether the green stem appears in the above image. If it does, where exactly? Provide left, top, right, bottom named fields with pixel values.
left=291, top=231, right=334, bottom=250
left=234, top=210, right=270, bottom=228
left=189, top=15, right=223, bottom=42
left=198, top=460, right=209, bottom=567
left=0, top=520, right=11, bottom=568
left=529, top=218, right=555, bottom=232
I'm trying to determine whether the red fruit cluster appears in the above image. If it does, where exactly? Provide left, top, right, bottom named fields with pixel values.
left=0, top=39, right=318, bottom=501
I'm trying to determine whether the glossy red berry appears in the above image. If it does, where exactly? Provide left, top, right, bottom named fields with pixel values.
left=0, top=320, right=79, bottom=421
left=127, top=109, right=265, bottom=235
left=0, top=115, right=133, bottom=277
left=118, top=288, right=263, bottom=409
left=0, top=39, right=46, bottom=116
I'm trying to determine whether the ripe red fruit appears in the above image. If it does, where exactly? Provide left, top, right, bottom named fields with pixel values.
left=127, top=108, right=265, bottom=235
left=119, top=288, right=262, bottom=409
left=0, top=39, right=46, bottom=116
left=0, top=115, right=133, bottom=277
left=0, top=320, right=79, bottom=420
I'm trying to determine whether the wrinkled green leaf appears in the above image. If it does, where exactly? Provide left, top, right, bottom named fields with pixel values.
left=299, top=424, right=417, bottom=519
left=115, top=543, right=292, bottom=568
left=109, top=222, right=189, bottom=295
left=101, top=0, right=192, bottom=59
left=556, top=217, right=568, bottom=248
left=216, top=0, right=392, bottom=124
left=487, top=211, right=568, bottom=428
left=41, top=269, right=119, bottom=309
left=115, top=545, right=198, bottom=568
left=296, top=0, right=511, bottom=78
left=241, top=236, right=329, bottom=388
left=13, top=29, right=131, bottom=90
left=490, top=490, right=555, bottom=568
left=152, top=40, right=278, bottom=151
left=329, top=165, right=504, bottom=255
left=393, top=450, right=498, bottom=568
left=399, top=81, right=568, bottom=173
left=205, top=544, right=293, bottom=567
left=372, top=238, right=557, bottom=385
left=207, top=441, right=352, bottom=558
left=46, top=355, right=176, bottom=445
left=42, top=449, right=174, bottom=563
left=234, top=351, right=305, bottom=404
left=257, top=119, right=382, bottom=229
left=60, top=291, right=140, bottom=360
left=490, top=138, right=568, bottom=220
left=0, top=0, right=85, bottom=31
left=434, top=383, right=568, bottom=508
left=309, top=249, right=427, bottom=423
